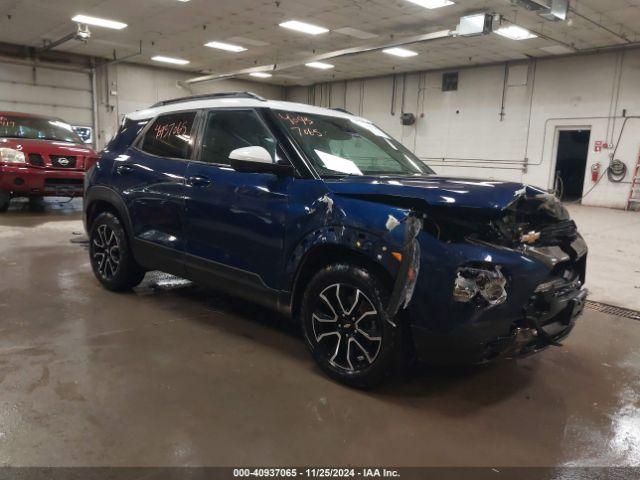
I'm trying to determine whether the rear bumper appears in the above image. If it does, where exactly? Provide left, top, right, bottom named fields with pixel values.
left=0, top=164, right=85, bottom=197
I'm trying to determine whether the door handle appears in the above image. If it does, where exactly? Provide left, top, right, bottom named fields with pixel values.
left=187, top=175, right=213, bottom=188
left=116, top=164, right=134, bottom=175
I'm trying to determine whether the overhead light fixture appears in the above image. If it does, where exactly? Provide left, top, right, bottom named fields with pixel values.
left=204, top=41, right=247, bottom=52
left=495, top=25, right=537, bottom=40
left=71, top=14, right=127, bottom=30
left=279, top=20, right=329, bottom=35
left=383, top=47, right=418, bottom=57
left=306, top=62, right=334, bottom=69
left=249, top=72, right=272, bottom=78
left=405, top=0, right=454, bottom=9
left=75, top=23, right=91, bottom=41
left=457, top=13, right=493, bottom=37
left=152, top=56, right=190, bottom=65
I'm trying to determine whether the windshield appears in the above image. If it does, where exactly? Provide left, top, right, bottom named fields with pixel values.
left=274, top=110, right=434, bottom=177
left=0, top=115, right=83, bottom=143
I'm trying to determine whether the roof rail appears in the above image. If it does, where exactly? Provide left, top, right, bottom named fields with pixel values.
left=150, top=91, right=266, bottom=108
left=331, top=107, right=354, bottom=115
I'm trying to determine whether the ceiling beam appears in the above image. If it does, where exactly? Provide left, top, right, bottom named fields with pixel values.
left=181, top=29, right=453, bottom=86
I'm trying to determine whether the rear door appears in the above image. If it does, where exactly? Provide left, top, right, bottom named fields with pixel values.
left=112, top=110, right=199, bottom=274
left=183, top=108, right=293, bottom=306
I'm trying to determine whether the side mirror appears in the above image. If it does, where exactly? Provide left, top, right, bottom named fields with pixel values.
left=229, top=146, right=294, bottom=176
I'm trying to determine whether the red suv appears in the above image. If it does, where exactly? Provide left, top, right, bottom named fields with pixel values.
left=0, top=112, right=98, bottom=212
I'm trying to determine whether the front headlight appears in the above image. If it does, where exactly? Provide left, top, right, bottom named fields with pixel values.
left=0, top=148, right=26, bottom=164
left=453, top=266, right=507, bottom=306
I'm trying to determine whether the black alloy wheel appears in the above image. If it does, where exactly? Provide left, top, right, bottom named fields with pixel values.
left=89, top=212, right=145, bottom=291
left=311, top=283, right=382, bottom=372
left=92, top=223, right=121, bottom=280
left=301, top=264, right=400, bottom=388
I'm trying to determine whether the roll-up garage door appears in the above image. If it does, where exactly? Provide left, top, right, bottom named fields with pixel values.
left=0, top=61, right=93, bottom=127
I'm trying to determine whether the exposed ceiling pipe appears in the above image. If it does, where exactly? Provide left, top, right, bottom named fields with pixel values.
left=181, top=29, right=453, bottom=86
left=97, top=41, right=143, bottom=67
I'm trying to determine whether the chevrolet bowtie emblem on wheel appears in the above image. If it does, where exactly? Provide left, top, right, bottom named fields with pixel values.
left=521, top=231, right=541, bottom=244
left=58, top=157, right=69, bottom=166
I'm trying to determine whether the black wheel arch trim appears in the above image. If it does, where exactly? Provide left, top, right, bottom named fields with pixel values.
left=84, top=185, right=135, bottom=241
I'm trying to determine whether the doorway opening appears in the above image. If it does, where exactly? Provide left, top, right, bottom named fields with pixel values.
left=553, top=129, right=591, bottom=202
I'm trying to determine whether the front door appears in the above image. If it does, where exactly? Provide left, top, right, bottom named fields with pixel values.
left=183, top=109, right=293, bottom=306
left=113, top=110, right=198, bottom=274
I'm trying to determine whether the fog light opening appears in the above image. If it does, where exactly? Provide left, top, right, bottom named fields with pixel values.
left=453, top=266, right=507, bottom=306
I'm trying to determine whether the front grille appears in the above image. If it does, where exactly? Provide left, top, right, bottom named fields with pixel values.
left=44, top=178, right=83, bottom=186
left=28, top=153, right=45, bottom=166
left=50, top=155, right=77, bottom=168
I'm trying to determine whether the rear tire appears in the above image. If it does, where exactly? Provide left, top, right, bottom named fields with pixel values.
left=0, top=191, right=9, bottom=213
left=89, top=212, right=145, bottom=291
left=28, top=195, right=45, bottom=211
left=301, top=263, right=400, bottom=388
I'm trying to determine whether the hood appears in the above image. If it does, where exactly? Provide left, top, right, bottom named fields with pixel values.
left=325, top=175, right=548, bottom=214
left=0, top=138, right=95, bottom=156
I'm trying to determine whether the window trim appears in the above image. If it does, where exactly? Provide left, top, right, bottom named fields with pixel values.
left=133, top=108, right=202, bottom=162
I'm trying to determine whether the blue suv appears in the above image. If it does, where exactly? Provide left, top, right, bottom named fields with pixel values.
left=84, top=92, right=588, bottom=387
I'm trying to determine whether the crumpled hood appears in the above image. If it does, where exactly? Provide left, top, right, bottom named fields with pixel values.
left=325, top=175, right=548, bottom=213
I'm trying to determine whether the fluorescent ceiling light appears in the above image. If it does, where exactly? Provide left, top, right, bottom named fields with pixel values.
left=152, top=56, right=190, bottom=65
left=71, top=14, right=127, bottom=30
left=406, top=0, right=454, bottom=9
left=383, top=47, right=418, bottom=57
left=305, top=62, right=334, bottom=69
left=334, top=27, right=378, bottom=39
left=227, top=36, right=269, bottom=47
left=279, top=20, right=329, bottom=35
left=495, top=25, right=537, bottom=40
left=540, top=45, right=575, bottom=55
left=249, top=72, right=272, bottom=78
left=204, top=41, right=247, bottom=52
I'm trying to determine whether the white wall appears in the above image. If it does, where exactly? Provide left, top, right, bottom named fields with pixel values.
left=94, top=62, right=284, bottom=149
left=286, top=49, right=640, bottom=210
left=0, top=56, right=284, bottom=150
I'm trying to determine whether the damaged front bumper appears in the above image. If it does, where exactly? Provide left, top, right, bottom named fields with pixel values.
left=407, top=233, right=588, bottom=365
left=486, top=280, right=588, bottom=360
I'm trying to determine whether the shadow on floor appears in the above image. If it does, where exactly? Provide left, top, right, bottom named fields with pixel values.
left=128, top=271, right=539, bottom=413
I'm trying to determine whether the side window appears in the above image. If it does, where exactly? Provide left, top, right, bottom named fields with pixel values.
left=140, top=111, right=196, bottom=159
left=200, top=110, right=277, bottom=165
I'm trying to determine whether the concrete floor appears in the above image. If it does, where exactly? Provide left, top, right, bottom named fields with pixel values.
left=1, top=198, right=640, bottom=467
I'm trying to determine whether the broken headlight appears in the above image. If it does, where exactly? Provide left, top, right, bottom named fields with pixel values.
left=453, top=266, right=507, bottom=306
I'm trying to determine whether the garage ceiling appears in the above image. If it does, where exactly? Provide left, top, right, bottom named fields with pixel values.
left=1, top=0, right=639, bottom=85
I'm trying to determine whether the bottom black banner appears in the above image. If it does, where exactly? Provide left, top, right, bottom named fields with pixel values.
left=0, top=468, right=637, bottom=480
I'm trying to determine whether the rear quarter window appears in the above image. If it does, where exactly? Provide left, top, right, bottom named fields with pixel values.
left=140, top=111, right=196, bottom=159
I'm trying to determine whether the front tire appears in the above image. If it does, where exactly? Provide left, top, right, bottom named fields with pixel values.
left=301, top=264, right=399, bottom=388
left=89, top=212, right=145, bottom=291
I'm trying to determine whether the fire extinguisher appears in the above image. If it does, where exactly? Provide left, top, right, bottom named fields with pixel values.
left=591, top=163, right=601, bottom=182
